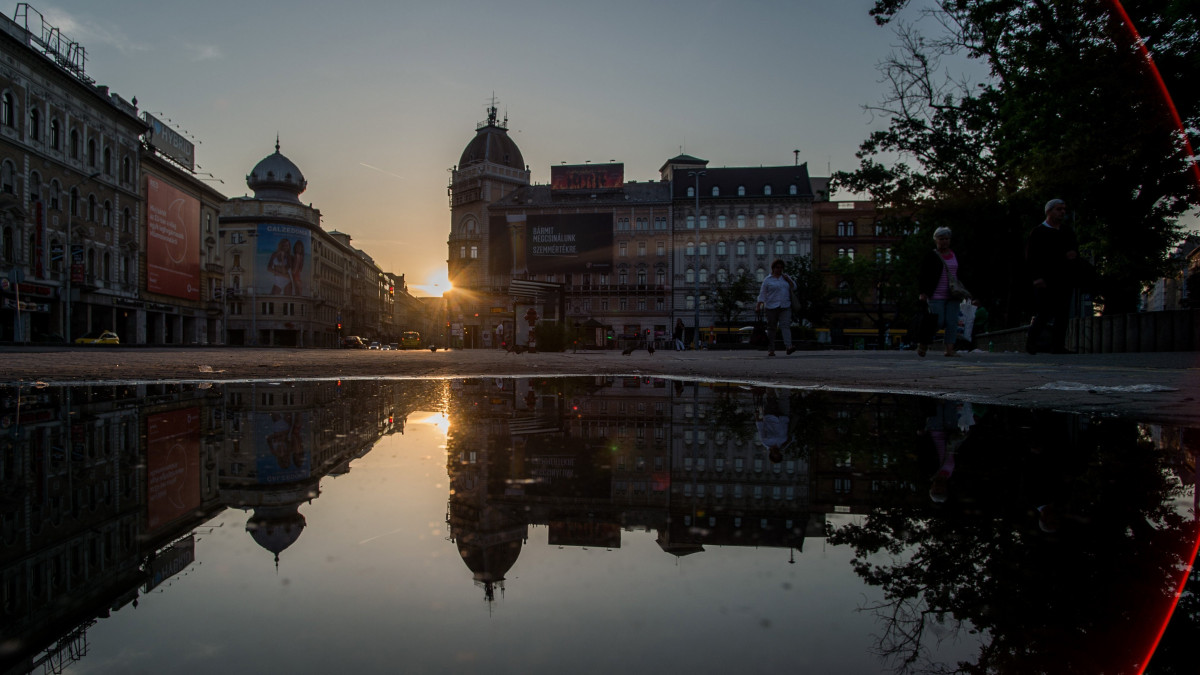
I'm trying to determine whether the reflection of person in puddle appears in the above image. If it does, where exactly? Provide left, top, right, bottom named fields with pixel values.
left=924, top=400, right=976, bottom=502
left=756, top=389, right=791, bottom=463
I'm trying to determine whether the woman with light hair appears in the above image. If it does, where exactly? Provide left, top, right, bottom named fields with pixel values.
left=916, top=227, right=968, bottom=357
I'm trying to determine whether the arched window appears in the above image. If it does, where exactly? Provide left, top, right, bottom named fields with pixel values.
left=618, top=269, right=628, bottom=284
left=837, top=221, right=845, bottom=237
left=775, top=214, right=783, bottom=228
left=121, top=255, right=130, bottom=283
left=685, top=268, right=695, bottom=283
left=123, top=208, right=132, bottom=233
left=774, top=240, right=784, bottom=255
left=70, top=188, right=80, bottom=216
left=86, top=248, right=95, bottom=276
left=717, top=268, right=728, bottom=282
left=685, top=241, right=694, bottom=256
left=50, top=238, right=61, bottom=271
left=637, top=268, right=647, bottom=284
left=789, top=214, right=797, bottom=228
left=1, top=226, right=11, bottom=262
left=0, top=161, right=15, bottom=194
left=655, top=268, right=665, bottom=285
left=103, top=200, right=112, bottom=227
left=687, top=186, right=694, bottom=197
left=847, top=247, right=855, bottom=260
left=70, top=128, right=80, bottom=159
left=717, top=215, right=726, bottom=229
left=686, top=295, right=695, bottom=310
left=763, top=185, right=772, bottom=195
left=756, top=214, right=765, bottom=228
left=756, top=241, right=766, bottom=256
left=698, top=215, right=707, bottom=229
left=698, top=241, right=708, bottom=256
left=1, top=91, right=13, bottom=127
left=698, top=268, right=708, bottom=283
left=87, top=194, right=97, bottom=221
left=29, top=171, right=40, bottom=202
left=686, top=215, right=695, bottom=229
left=50, top=119, right=60, bottom=149
left=717, top=241, right=727, bottom=256
left=103, top=251, right=111, bottom=280
left=737, top=214, right=746, bottom=229
left=28, top=107, right=40, bottom=140
left=846, top=220, right=856, bottom=236
left=788, top=240, right=798, bottom=255
left=737, top=185, right=745, bottom=196
left=50, top=180, right=60, bottom=209
left=87, top=138, right=97, bottom=166
left=789, top=184, right=797, bottom=195
left=736, top=241, right=746, bottom=256
left=711, top=186, right=719, bottom=196
left=755, top=268, right=766, bottom=282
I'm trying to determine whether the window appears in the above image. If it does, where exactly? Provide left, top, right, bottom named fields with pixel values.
left=774, top=240, right=784, bottom=255
left=757, top=214, right=765, bottom=228
left=637, top=241, right=645, bottom=256
left=103, top=147, right=112, bottom=174
left=0, top=91, right=12, bottom=127
left=687, top=186, right=694, bottom=197
left=469, top=245, right=478, bottom=258
left=718, top=215, right=726, bottom=229
left=788, top=240, right=798, bottom=255
left=459, top=245, right=466, bottom=258
left=717, top=241, right=727, bottom=256
left=619, top=242, right=628, bottom=257
left=619, top=269, right=628, bottom=284
left=617, top=218, right=630, bottom=231
left=763, top=185, right=772, bottom=195
left=103, top=201, right=112, bottom=227
left=49, top=180, right=60, bottom=209
left=87, top=194, right=97, bottom=222
left=737, top=185, right=745, bottom=196
left=698, top=268, right=708, bottom=283
left=711, top=186, right=719, bottom=196
left=685, top=241, right=694, bottom=256
left=737, top=214, right=746, bottom=229
left=754, top=241, right=765, bottom=256
left=70, top=188, right=80, bottom=216
left=789, top=184, right=798, bottom=195
left=50, top=119, right=60, bottom=149
left=28, top=107, right=40, bottom=140
left=88, top=138, right=97, bottom=166
left=698, top=215, right=707, bottom=229
left=28, top=171, right=40, bottom=202
left=685, top=295, right=695, bottom=310
left=656, top=268, right=665, bottom=285
left=122, top=156, right=131, bottom=183
left=1, top=227, right=10, bottom=262
left=654, top=217, right=667, bottom=230
left=717, top=268, right=728, bottom=282
left=789, top=214, right=797, bottom=228
left=698, top=241, right=708, bottom=256
left=70, top=128, right=79, bottom=159
left=736, top=240, right=746, bottom=256
left=686, top=215, right=694, bottom=229
left=685, top=268, right=694, bottom=283
left=837, top=221, right=845, bottom=237
left=637, top=269, right=647, bottom=284
left=776, top=214, right=784, bottom=228
left=0, top=161, right=14, bottom=194
left=656, top=241, right=665, bottom=256
left=636, top=218, right=648, bottom=231
left=756, top=268, right=766, bottom=282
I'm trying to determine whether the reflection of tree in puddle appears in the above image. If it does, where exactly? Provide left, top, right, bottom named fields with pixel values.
left=827, top=408, right=1198, bottom=674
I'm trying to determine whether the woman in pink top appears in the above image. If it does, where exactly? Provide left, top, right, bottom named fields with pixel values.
left=916, top=227, right=964, bottom=357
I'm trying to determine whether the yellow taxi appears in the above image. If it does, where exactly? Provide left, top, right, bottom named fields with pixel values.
left=74, top=330, right=120, bottom=345
left=400, top=331, right=422, bottom=349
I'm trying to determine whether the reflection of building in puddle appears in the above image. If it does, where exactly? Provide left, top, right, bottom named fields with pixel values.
left=0, top=380, right=440, bottom=670
left=445, top=377, right=829, bottom=599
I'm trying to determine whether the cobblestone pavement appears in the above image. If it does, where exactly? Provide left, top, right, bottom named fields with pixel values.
left=1, top=346, right=1197, bottom=425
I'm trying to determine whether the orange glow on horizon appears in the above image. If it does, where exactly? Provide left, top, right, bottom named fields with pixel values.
left=409, top=270, right=453, bottom=297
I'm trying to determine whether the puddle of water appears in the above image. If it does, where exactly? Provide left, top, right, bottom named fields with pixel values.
left=0, top=377, right=1196, bottom=674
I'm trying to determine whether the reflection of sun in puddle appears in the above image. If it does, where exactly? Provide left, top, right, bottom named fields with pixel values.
left=412, top=412, right=450, bottom=437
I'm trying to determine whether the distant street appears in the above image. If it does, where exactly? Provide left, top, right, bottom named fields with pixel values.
left=1, top=346, right=1196, bottom=426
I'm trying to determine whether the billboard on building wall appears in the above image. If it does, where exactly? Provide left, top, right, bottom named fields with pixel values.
left=488, top=215, right=512, bottom=276
left=146, top=176, right=201, bottom=300
left=525, top=213, right=613, bottom=273
left=143, top=112, right=196, bottom=171
left=255, top=224, right=311, bottom=297
left=147, top=408, right=202, bottom=533
left=551, top=163, right=623, bottom=191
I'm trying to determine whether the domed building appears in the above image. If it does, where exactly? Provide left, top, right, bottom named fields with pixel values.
left=220, top=139, right=399, bottom=348
left=446, top=103, right=530, bottom=348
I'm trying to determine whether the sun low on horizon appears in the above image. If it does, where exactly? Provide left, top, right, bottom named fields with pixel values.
left=409, top=270, right=453, bottom=298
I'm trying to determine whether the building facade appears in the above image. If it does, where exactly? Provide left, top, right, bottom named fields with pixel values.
left=0, top=8, right=145, bottom=343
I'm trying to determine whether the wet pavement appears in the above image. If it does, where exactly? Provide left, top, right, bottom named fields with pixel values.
left=1, top=376, right=1197, bottom=674
left=1, top=346, right=1197, bottom=424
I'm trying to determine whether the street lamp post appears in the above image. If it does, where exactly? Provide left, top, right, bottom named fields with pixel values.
left=64, top=172, right=100, bottom=344
left=687, top=170, right=705, bottom=349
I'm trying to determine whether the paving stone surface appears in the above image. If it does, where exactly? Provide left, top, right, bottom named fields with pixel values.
left=1, top=346, right=1197, bottom=425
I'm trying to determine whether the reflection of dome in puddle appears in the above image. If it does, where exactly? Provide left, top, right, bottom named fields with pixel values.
left=246, top=503, right=307, bottom=566
left=458, top=534, right=524, bottom=601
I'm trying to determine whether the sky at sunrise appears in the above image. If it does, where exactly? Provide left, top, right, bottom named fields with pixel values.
left=24, top=0, right=1194, bottom=295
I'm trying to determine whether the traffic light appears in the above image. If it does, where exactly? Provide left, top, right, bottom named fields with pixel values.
left=337, top=322, right=342, bottom=331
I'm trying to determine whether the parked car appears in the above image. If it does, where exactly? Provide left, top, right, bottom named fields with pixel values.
left=342, top=336, right=367, bottom=349
left=368, top=341, right=381, bottom=350
left=388, top=343, right=399, bottom=351
left=400, top=331, right=421, bottom=349
left=74, top=330, right=120, bottom=345
left=380, top=343, right=392, bottom=350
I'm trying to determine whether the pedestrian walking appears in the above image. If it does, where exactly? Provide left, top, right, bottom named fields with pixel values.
left=673, top=319, right=686, bottom=351
left=917, top=227, right=968, bottom=357
left=1025, top=199, right=1079, bottom=354
left=755, top=259, right=796, bottom=356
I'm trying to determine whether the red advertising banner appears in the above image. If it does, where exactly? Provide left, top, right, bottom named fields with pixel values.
left=550, top=163, right=624, bottom=191
left=147, top=408, right=202, bottom=533
left=146, top=176, right=200, bottom=300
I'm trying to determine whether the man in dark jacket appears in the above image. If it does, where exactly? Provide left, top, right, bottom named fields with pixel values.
left=1025, top=199, right=1078, bottom=354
